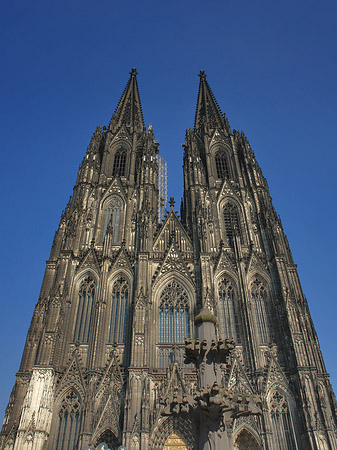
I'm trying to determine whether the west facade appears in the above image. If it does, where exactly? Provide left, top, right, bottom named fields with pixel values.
left=1, top=70, right=336, bottom=450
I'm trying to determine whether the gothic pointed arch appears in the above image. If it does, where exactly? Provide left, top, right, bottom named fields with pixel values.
left=234, top=427, right=261, bottom=450
left=215, top=148, right=231, bottom=180
left=107, top=274, right=130, bottom=344
left=221, top=200, right=245, bottom=246
left=249, top=275, right=272, bottom=345
left=216, top=274, right=241, bottom=343
left=94, top=429, right=120, bottom=449
left=102, top=195, right=124, bottom=244
left=268, top=388, right=299, bottom=450
left=112, top=147, right=127, bottom=177
left=150, top=416, right=196, bottom=450
left=72, top=274, right=96, bottom=343
left=50, top=388, right=83, bottom=450
left=154, top=275, right=193, bottom=368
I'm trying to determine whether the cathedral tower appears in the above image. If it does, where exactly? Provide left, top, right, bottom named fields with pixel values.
left=1, top=70, right=336, bottom=450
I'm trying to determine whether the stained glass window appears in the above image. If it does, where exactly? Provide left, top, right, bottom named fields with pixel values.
left=215, top=150, right=230, bottom=179
left=223, top=203, right=242, bottom=246
left=251, top=278, right=271, bottom=344
left=218, top=277, right=240, bottom=343
left=73, top=277, right=95, bottom=343
left=112, top=149, right=126, bottom=177
left=55, top=390, right=82, bottom=450
left=103, top=197, right=123, bottom=244
left=159, top=281, right=190, bottom=343
left=108, top=277, right=129, bottom=344
left=270, top=391, right=297, bottom=450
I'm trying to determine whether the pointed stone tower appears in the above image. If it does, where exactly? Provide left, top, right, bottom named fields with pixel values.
left=1, top=70, right=336, bottom=450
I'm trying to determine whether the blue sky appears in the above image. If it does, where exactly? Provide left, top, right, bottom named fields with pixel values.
left=1, top=0, right=337, bottom=418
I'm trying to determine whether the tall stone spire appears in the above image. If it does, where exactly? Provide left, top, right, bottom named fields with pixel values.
left=109, top=68, right=145, bottom=134
left=194, top=70, right=230, bottom=135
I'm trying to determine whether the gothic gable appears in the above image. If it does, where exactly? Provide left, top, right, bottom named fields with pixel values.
left=101, top=177, right=126, bottom=205
left=217, top=178, right=241, bottom=204
left=227, top=357, right=254, bottom=395
left=152, top=242, right=194, bottom=286
left=246, top=250, right=269, bottom=279
left=209, top=129, right=230, bottom=148
left=77, top=246, right=101, bottom=275
left=110, top=124, right=132, bottom=146
left=215, top=249, right=238, bottom=275
left=56, top=352, right=85, bottom=399
left=264, top=353, right=289, bottom=395
left=109, top=245, right=133, bottom=275
left=153, top=210, right=193, bottom=254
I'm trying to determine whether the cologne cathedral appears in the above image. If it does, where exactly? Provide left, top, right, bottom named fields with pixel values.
left=1, top=69, right=336, bottom=450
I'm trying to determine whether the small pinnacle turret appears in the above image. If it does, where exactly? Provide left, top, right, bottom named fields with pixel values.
left=109, top=68, right=145, bottom=134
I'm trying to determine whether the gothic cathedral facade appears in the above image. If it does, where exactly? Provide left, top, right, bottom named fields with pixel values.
left=1, top=70, right=336, bottom=450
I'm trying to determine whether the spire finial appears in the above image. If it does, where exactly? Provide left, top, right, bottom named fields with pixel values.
left=130, top=68, right=138, bottom=76
left=169, top=196, right=175, bottom=209
left=198, top=70, right=207, bottom=79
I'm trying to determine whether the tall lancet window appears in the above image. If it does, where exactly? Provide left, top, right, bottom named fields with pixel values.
left=103, top=197, right=123, bottom=243
left=251, top=278, right=271, bottom=344
left=112, top=148, right=127, bottom=177
left=108, top=277, right=129, bottom=344
left=55, top=390, right=82, bottom=450
left=135, top=151, right=143, bottom=183
left=218, top=277, right=240, bottom=343
left=215, top=150, right=230, bottom=179
left=159, top=281, right=190, bottom=343
left=270, top=391, right=298, bottom=450
left=73, top=276, right=95, bottom=343
left=223, top=202, right=242, bottom=246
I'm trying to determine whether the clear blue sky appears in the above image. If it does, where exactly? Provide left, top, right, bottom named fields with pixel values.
left=1, top=0, right=336, bottom=419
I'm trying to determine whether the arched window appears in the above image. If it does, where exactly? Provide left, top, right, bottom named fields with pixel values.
left=223, top=203, right=242, bottom=246
left=103, top=197, right=123, bottom=243
left=73, top=276, right=95, bottom=343
left=112, top=149, right=127, bottom=177
left=270, top=391, right=298, bottom=450
left=108, top=277, right=129, bottom=344
left=54, top=390, right=82, bottom=450
left=159, top=281, right=190, bottom=343
left=251, top=278, right=271, bottom=344
left=218, top=277, right=241, bottom=343
left=215, top=150, right=230, bottom=179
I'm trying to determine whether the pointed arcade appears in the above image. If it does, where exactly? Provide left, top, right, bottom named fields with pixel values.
left=109, top=68, right=145, bottom=134
left=194, top=70, right=226, bottom=135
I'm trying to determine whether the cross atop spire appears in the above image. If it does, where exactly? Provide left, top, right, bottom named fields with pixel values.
left=109, top=68, right=145, bottom=134
left=194, top=71, right=226, bottom=135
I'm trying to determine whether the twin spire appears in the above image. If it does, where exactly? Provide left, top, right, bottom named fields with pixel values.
left=109, top=69, right=229, bottom=135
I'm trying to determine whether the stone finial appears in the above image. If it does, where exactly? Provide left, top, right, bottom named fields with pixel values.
left=130, top=67, right=138, bottom=76
left=169, top=196, right=175, bottom=209
left=198, top=70, right=207, bottom=79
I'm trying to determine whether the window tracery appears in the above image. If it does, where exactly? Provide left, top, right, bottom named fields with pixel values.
left=103, top=197, right=123, bottom=243
left=269, top=391, right=297, bottom=450
left=112, top=148, right=127, bottom=177
left=159, top=281, right=190, bottom=343
left=55, top=390, right=82, bottom=450
left=223, top=203, right=242, bottom=246
left=218, top=277, right=241, bottom=343
left=251, top=278, right=271, bottom=344
left=73, top=276, right=95, bottom=343
left=108, top=277, right=129, bottom=344
left=215, top=150, right=230, bottom=179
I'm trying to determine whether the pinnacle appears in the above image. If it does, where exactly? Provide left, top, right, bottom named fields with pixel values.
left=194, top=71, right=230, bottom=135
left=109, top=69, right=144, bottom=133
